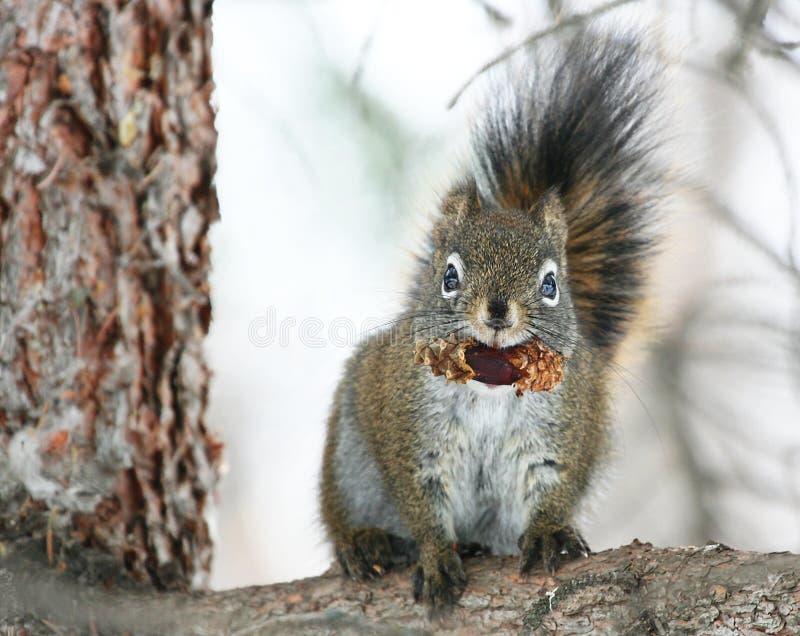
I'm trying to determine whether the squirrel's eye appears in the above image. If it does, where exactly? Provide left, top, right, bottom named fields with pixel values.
left=443, top=264, right=459, bottom=291
left=541, top=272, right=557, bottom=300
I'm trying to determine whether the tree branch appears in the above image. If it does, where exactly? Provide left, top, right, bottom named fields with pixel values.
left=2, top=540, right=799, bottom=635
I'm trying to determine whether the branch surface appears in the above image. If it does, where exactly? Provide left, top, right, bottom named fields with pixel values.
left=2, top=540, right=799, bottom=635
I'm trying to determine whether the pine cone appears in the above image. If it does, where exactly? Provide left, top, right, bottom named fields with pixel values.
left=506, top=339, right=565, bottom=396
left=414, top=335, right=564, bottom=396
left=413, top=335, right=475, bottom=384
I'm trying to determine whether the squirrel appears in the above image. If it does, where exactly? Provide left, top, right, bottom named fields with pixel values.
left=320, top=30, right=663, bottom=612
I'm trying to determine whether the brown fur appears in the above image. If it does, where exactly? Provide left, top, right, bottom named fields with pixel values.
left=320, top=31, right=662, bottom=612
left=320, top=190, right=615, bottom=611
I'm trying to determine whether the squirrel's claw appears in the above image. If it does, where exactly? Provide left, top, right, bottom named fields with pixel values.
left=335, top=527, right=394, bottom=581
left=518, top=526, right=590, bottom=576
left=412, top=545, right=467, bottom=615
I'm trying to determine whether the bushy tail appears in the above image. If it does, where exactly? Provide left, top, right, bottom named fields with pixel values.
left=471, top=31, right=663, bottom=352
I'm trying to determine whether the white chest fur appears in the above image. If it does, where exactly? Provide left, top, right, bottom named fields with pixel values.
left=421, top=376, right=562, bottom=554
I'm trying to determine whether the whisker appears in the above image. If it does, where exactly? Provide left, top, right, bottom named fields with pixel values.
left=519, top=320, right=663, bottom=444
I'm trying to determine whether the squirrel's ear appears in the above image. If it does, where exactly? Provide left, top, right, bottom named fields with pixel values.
left=441, top=177, right=483, bottom=218
left=530, top=189, right=568, bottom=243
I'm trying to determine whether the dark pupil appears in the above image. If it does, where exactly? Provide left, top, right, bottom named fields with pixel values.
left=541, top=272, right=557, bottom=299
left=443, top=264, right=459, bottom=291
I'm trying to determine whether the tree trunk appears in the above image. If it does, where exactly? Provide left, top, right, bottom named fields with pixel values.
left=0, top=0, right=220, bottom=591
left=2, top=540, right=799, bottom=634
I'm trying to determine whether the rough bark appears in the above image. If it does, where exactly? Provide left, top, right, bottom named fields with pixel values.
left=0, top=0, right=221, bottom=591
left=1, top=540, right=799, bottom=635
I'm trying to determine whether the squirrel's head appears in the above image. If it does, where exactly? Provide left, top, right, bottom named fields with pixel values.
left=418, top=178, right=578, bottom=356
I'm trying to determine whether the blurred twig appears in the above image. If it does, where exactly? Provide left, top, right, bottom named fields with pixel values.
left=548, top=0, right=565, bottom=20
left=685, top=63, right=799, bottom=268
left=471, top=0, right=513, bottom=27
left=350, top=0, right=390, bottom=90
left=713, top=0, right=800, bottom=76
left=446, top=0, right=640, bottom=109
left=686, top=181, right=800, bottom=283
left=656, top=320, right=717, bottom=544
left=662, top=0, right=800, bottom=534
left=722, top=0, right=770, bottom=72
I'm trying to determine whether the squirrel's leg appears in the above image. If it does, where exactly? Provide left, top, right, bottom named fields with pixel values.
left=322, top=475, right=419, bottom=580
left=322, top=376, right=465, bottom=610
left=374, top=423, right=467, bottom=612
left=321, top=408, right=404, bottom=580
left=517, top=364, right=607, bottom=574
left=398, top=474, right=467, bottom=612
left=516, top=463, right=593, bottom=575
left=323, top=428, right=465, bottom=610
left=321, top=468, right=397, bottom=581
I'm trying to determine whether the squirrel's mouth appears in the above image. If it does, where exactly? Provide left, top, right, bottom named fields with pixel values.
left=470, top=326, right=528, bottom=350
left=414, top=335, right=566, bottom=394
left=464, top=343, right=526, bottom=385
left=471, top=329, right=561, bottom=355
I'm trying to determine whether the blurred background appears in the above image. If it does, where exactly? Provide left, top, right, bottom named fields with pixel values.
left=206, top=0, right=800, bottom=589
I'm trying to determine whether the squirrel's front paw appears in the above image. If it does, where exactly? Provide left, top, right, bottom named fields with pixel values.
left=412, top=545, right=467, bottom=614
left=335, top=527, right=393, bottom=580
left=518, top=525, right=590, bottom=575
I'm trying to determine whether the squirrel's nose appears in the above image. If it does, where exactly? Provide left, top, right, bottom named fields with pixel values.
left=487, top=297, right=508, bottom=320
left=485, top=297, right=512, bottom=330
